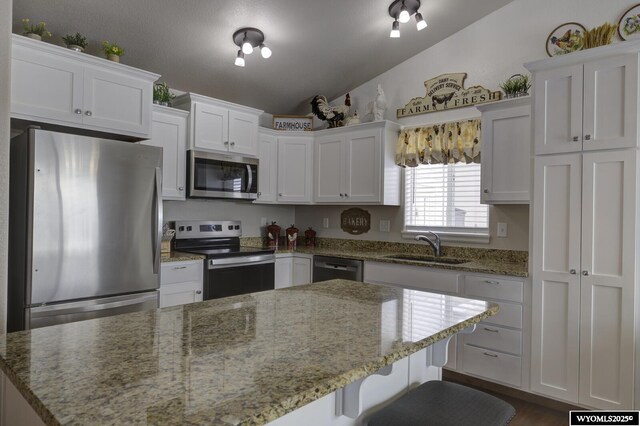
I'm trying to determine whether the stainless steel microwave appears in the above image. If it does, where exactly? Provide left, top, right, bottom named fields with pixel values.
left=187, top=150, right=258, bottom=200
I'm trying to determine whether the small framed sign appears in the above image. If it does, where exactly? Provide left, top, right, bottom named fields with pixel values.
left=273, top=115, right=313, bottom=131
left=341, top=208, right=371, bottom=235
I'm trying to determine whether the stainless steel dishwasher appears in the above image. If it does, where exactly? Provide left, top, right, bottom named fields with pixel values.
left=312, top=256, right=363, bottom=282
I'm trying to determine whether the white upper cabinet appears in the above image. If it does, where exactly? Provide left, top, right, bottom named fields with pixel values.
left=141, top=106, right=188, bottom=200
left=173, top=93, right=262, bottom=156
left=10, top=34, right=158, bottom=139
left=313, top=121, right=400, bottom=205
left=528, top=45, right=640, bottom=155
left=277, top=134, right=313, bottom=203
left=256, top=130, right=278, bottom=203
left=477, top=97, right=531, bottom=204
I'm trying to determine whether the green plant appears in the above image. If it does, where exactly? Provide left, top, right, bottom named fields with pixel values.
left=62, top=32, right=88, bottom=48
left=21, top=18, right=52, bottom=38
left=153, top=82, right=175, bottom=103
left=499, top=74, right=531, bottom=98
left=101, top=41, right=125, bottom=57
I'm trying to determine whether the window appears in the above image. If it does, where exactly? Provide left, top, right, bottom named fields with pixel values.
left=404, top=163, right=488, bottom=241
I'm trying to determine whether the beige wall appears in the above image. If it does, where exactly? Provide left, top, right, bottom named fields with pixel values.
left=0, top=0, right=12, bottom=334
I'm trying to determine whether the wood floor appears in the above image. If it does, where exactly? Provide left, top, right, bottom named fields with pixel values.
left=443, top=371, right=577, bottom=425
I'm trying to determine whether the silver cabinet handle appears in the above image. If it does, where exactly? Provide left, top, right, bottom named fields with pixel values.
left=582, top=270, right=589, bottom=276
left=224, top=141, right=229, bottom=145
left=572, top=136, right=580, bottom=142
left=74, top=109, right=82, bottom=115
left=483, top=327, right=499, bottom=333
left=483, top=352, right=499, bottom=358
left=584, top=134, right=592, bottom=141
left=230, top=141, right=235, bottom=146
left=483, top=189, right=489, bottom=193
left=178, top=187, right=184, bottom=191
left=484, top=280, right=500, bottom=284
left=195, top=290, right=202, bottom=294
left=173, top=266, right=187, bottom=270
left=569, top=269, right=577, bottom=275
left=85, top=110, right=92, bottom=116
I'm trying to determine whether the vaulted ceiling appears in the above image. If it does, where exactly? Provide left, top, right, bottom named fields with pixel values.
left=13, top=0, right=512, bottom=114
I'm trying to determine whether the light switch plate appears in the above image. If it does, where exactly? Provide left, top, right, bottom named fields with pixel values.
left=379, top=220, right=390, bottom=232
left=323, top=218, right=329, bottom=228
left=497, top=222, right=508, bottom=238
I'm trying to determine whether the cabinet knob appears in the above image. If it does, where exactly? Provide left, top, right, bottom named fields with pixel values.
left=569, top=269, right=577, bottom=275
left=344, top=193, right=349, bottom=197
left=257, top=192, right=261, bottom=197
left=572, top=136, right=580, bottom=142
left=278, top=193, right=283, bottom=196
left=483, top=189, right=489, bottom=193
left=85, top=110, right=92, bottom=116
left=339, top=193, right=344, bottom=197
left=584, top=134, right=592, bottom=141
left=224, top=141, right=229, bottom=145
left=196, top=290, right=202, bottom=294
left=74, top=109, right=82, bottom=115
left=582, top=270, right=589, bottom=276
left=178, top=187, right=184, bottom=191
left=230, top=141, right=235, bottom=146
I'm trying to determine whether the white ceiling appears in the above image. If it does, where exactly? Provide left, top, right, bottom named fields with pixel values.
left=13, top=0, right=512, bottom=115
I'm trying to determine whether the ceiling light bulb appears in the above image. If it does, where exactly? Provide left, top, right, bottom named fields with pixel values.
left=415, top=13, right=427, bottom=31
left=241, top=34, right=253, bottom=54
left=398, top=3, right=410, bottom=23
left=390, top=20, right=400, bottom=38
left=260, top=43, right=272, bottom=59
left=235, top=50, right=245, bottom=67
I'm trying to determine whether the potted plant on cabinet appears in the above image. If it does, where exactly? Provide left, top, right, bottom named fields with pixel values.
left=499, top=74, right=531, bottom=99
left=101, top=41, right=125, bottom=62
left=62, top=32, right=88, bottom=52
left=21, top=18, right=52, bottom=41
left=153, top=82, right=175, bottom=106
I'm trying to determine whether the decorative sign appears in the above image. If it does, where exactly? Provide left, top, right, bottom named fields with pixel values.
left=341, top=208, right=371, bottom=235
left=273, top=115, right=313, bottom=131
left=397, top=73, right=501, bottom=118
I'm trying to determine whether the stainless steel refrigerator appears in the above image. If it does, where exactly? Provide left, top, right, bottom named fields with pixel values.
left=8, top=129, right=163, bottom=331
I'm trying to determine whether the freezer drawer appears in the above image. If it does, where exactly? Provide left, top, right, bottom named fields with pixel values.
left=27, top=291, right=158, bottom=329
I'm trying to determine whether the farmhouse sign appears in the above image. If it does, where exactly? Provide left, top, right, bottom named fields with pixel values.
left=273, top=115, right=313, bottom=131
left=397, top=73, right=501, bottom=118
left=341, top=208, right=371, bottom=235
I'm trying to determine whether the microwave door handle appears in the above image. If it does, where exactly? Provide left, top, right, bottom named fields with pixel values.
left=246, top=164, right=253, bottom=193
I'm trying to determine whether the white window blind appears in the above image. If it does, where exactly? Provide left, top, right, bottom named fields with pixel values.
left=404, top=163, right=488, bottom=234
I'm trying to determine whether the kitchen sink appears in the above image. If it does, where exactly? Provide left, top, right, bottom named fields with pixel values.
left=382, top=254, right=469, bottom=265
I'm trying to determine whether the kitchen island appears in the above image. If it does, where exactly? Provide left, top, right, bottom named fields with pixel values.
left=0, top=280, right=498, bottom=425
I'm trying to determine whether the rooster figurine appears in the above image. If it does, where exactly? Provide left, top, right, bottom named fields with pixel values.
left=311, top=93, right=351, bottom=128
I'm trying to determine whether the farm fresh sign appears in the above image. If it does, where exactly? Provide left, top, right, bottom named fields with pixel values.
left=397, top=73, right=501, bottom=118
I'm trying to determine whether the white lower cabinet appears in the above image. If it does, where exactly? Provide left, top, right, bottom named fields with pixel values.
left=160, top=260, right=203, bottom=308
left=275, top=254, right=312, bottom=289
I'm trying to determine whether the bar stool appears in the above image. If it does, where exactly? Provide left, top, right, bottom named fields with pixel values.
left=367, top=380, right=516, bottom=426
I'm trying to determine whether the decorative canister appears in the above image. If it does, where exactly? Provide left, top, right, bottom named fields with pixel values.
left=266, top=221, right=281, bottom=248
left=286, top=224, right=299, bottom=250
left=304, top=227, right=316, bottom=248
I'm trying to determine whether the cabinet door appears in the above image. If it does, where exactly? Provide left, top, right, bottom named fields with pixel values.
left=481, top=104, right=531, bottom=204
left=314, top=134, right=344, bottom=202
left=275, top=257, right=293, bottom=289
left=159, top=281, right=203, bottom=308
left=277, top=136, right=313, bottom=203
left=583, top=54, right=638, bottom=151
left=292, top=257, right=312, bottom=286
left=193, top=102, right=229, bottom=152
left=11, top=44, right=84, bottom=125
left=143, top=108, right=187, bottom=200
left=534, top=65, right=583, bottom=155
left=579, top=150, right=636, bottom=409
left=228, top=109, right=259, bottom=156
left=531, top=154, right=582, bottom=402
left=82, top=66, right=152, bottom=137
left=256, top=132, right=278, bottom=203
left=345, top=128, right=382, bottom=203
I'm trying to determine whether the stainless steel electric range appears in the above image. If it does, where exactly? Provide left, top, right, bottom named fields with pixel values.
left=174, top=220, right=275, bottom=300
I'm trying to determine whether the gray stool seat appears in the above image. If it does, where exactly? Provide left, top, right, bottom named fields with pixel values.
left=368, top=380, right=516, bottom=426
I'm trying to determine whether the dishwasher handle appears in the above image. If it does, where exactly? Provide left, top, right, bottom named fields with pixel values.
left=316, top=261, right=357, bottom=271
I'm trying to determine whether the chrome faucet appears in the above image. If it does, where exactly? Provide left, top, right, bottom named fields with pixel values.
left=415, top=232, right=441, bottom=257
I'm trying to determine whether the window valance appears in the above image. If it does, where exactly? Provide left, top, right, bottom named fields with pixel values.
left=395, top=119, right=481, bottom=167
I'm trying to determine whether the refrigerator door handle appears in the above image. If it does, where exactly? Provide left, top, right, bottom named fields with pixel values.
left=246, top=164, right=253, bottom=193
left=29, top=292, right=158, bottom=317
left=154, top=167, right=163, bottom=274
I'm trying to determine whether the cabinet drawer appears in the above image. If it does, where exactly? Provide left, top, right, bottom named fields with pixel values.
left=462, top=344, right=522, bottom=387
left=161, top=261, right=202, bottom=285
left=483, top=301, right=522, bottom=328
left=463, top=323, right=522, bottom=355
left=463, top=275, right=523, bottom=303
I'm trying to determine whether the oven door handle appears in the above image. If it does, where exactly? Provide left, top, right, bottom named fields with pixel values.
left=208, top=255, right=275, bottom=269
left=246, top=164, right=253, bottom=193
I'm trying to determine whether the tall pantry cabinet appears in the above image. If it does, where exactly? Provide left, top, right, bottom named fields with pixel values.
left=526, top=41, right=640, bottom=410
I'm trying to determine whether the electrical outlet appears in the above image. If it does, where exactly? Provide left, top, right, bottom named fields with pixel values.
left=379, top=220, right=390, bottom=232
left=322, top=217, right=329, bottom=228
left=497, top=222, right=508, bottom=238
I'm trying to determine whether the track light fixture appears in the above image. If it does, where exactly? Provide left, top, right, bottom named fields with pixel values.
left=233, top=27, right=271, bottom=67
left=388, top=0, right=426, bottom=37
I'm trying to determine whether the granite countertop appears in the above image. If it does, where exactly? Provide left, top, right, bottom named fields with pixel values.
left=0, top=280, right=498, bottom=426
left=160, top=251, right=206, bottom=263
